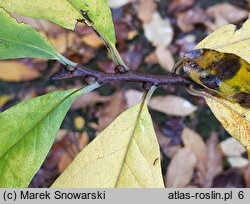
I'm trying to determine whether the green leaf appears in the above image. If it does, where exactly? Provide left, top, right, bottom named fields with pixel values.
left=67, top=0, right=127, bottom=68
left=68, top=0, right=116, bottom=45
left=0, top=0, right=81, bottom=30
left=0, top=0, right=127, bottom=68
left=52, top=98, right=164, bottom=188
left=0, top=0, right=115, bottom=44
left=0, top=8, right=61, bottom=61
left=0, top=82, right=100, bottom=187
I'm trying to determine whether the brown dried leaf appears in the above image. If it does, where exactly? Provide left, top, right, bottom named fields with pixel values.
left=155, top=47, right=175, bottom=72
left=175, top=34, right=196, bottom=55
left=71, top=91, right=110, bottom=110
left=143, top=12, right=173, bottom=47
left=166, top=147, right=196, bottom=187
left=58, top=132, right=89, bottom=173
left=177, top=7, right=210, bottom=32
left=220, top=138, right=246, bottom=157
left=96, top=91, right=127, bottom=130
left=168, top=0, right=194, bottom=13
left=206, top=3, right=248, bottom=31
left=125, top=89, right=144, bottom=108
left=81, top=34, right=103, bottom=48
left=155, top=127, right=170, bottom=150
left=144, top=52, right=158, bottom=65
left=182, top=127, right=208, bottom=184
left=227, top=157, right=249, bottom=168
left=49, top=32, right=75, bottom=54
left=56, top=129, right=69, bottom=140
left=203, top=132, right=223, bottom=187
left=155, top=127, right=181, bottom=158
left=149, top=95, right=197, bottom=117
left=137, top=0, right=157, bottom=22
left=0, top=61, right=41, bottom=82
left=122, top=47, right=143, bottom=70
left=164, top=145, right=182, bottom=159
left=244, top=164, right=250, bottom=187
left=12, top=14, right=64, bottom=36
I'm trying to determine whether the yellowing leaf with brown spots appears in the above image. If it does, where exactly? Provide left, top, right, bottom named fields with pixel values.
left=52, top=101, right=164, bottom=188
left=0, top=61, right=41, bottom=82
left=204, top=94, right=250, bottom=159
left=193, top=16, right=250, bottom=160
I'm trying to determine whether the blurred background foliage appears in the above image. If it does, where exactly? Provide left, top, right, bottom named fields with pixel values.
left=0, top=0, right=250, bottom=187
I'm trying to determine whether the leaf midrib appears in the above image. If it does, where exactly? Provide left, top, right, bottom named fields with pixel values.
left=114, top=95, right=147, bottom=188
left=0, top=37, right=58, bottom=59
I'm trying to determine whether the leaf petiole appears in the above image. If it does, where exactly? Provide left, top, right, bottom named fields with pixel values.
left=145, top=86, right=157, bottom=104
left=57, top=53, right=78, bottom=70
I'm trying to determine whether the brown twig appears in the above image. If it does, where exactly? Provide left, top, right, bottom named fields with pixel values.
left=50, top=64, right=192, bottom=88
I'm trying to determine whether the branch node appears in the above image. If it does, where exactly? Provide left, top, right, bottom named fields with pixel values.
left=84, top=76, right=96, bottom=85
left=66, top=65, right=75, bottom=71
left=114, top=65, right=128, bottom=74
left=142, top=82, right=154, bottom=91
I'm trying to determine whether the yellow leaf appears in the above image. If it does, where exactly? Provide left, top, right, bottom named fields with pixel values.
left=0, top=61, right=40, bottom=82
left=52, top=101, right=164, bottom=188
left=195, top=14, right=250, bottom=64
left=204, top=94, right=250, bottom=159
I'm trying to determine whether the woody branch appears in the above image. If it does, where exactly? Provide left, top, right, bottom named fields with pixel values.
left=51, top=64, right=192, bottom=89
